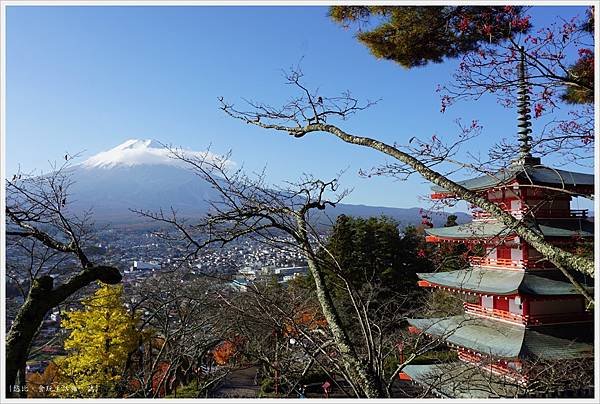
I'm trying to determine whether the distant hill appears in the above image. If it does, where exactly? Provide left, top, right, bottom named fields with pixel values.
left=63, top=139, right=470, bottom=228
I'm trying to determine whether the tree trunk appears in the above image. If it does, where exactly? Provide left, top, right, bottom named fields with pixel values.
left=5, top=277, right=53, bottom=397
left=5, top=266, right=122, bottom=397
left=304, top=124, right=594, bottom=301
left=296, top=215, right=383, bottom=398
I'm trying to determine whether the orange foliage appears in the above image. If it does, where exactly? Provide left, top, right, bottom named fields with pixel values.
left=213, top=340, right=237, bottom=365
left=212, top=336, right=244, bottom=365
left=127, top=361, right=172, bottom=397
left=27, top=362, right=59, bottom=398
left=284, top=308, right=327, bottom=336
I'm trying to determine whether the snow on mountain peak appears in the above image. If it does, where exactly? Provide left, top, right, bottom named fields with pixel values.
left=113, top=139, right=163, bottom=151
left=82, top=139, right=227, bottom=169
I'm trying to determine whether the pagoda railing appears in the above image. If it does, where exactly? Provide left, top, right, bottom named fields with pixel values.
left=472, top=209, right=525, bottom=221
left=464, top=303, right=594, bottom=325
left=457, top=350, right=527, bottom=384
left=469, top=256, right=528, bottom=269
left=468, top=256, right=553, bottom=269
left=472, top=208, right=588, bottom=221
left=540, top=208, right=588, bottom=218
left=464, top=303, right=527, bottom=324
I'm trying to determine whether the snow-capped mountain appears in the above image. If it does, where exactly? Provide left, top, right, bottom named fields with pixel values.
left=82, top=138, right=222, bottom=169
left=69, top=139, right=219, bottom=222
left=65, top=139, right=468, bottom=226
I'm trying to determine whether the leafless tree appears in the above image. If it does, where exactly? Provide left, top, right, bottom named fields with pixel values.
left=217, top=67, right=594, bottom=304
left=440, top=9, right=594, bottom=166
left=5, top=161, right=122, bottom=397
left=123, top=271, right=227, bottom=398
left=133, top=148, right=457, bottom=397
left=404, top=350, right=593, bottom=398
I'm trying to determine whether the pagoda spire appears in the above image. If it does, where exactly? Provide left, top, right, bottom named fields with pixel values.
left=516, top=47, right=539, bottom=165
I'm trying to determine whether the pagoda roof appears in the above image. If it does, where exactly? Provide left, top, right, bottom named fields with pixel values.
left=431, top=165, right=594, bottom=194
left=425, top=218, right=593, bottom=240
left=417, top=268, right=590, bottom=296
left=401, top=362, right=518, bottom=398
left=407, top=315, right=593, bottom=360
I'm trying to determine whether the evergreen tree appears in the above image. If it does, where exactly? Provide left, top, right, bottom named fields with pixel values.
left=54, top=283, right=139, bottom=398
left=319, top=216, right=431, bottom=306
left=330, top=6, right=593, bottom=105
left=329, top=6, right=528, bottom=68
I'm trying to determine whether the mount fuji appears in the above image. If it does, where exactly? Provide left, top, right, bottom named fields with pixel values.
left=65, top=139, right=468, bottom=227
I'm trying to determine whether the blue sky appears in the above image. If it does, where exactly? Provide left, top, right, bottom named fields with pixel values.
left=5, top=5, right=593, bottom=210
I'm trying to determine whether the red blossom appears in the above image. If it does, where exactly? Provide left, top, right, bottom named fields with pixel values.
left=481, top=24, right=493, bottom=36
left=541, top=88, right=554, bottom=102
left=440, top=95, right=452, bottom=113
left=512, top=15, right=531, bottom=31
left=457, top=17, right=470, bottom=32
left=534, top=103, right=544, bottom=118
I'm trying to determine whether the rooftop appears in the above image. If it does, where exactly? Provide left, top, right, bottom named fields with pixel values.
left=401, top=362, right=518, bottom=398
left=417, top=268, right=592, bottom=296
left=431, top=165, right=594, bottom=195
left=425, top=218, right=593, bottom=240
left=407, top=315, right=593, bottom=360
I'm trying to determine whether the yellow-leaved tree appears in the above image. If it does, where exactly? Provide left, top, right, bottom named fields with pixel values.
left=53, top=283, right=139, bottom=398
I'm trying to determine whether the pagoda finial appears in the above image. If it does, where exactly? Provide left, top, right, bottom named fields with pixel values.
left=516, top=46, right=539, bottom=165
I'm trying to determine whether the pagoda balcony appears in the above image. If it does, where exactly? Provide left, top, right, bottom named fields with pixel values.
left=472, top=209, right=525, bottom=221
left=469, top=256, right=528, bottom=269
left=472, top=208, right=588, bottom=221
left=536, top=208, right=589, bottom=218
left=464, top=303, right=594, bottom=326
left=468, top=256, right=553, bottom=270
left=463, top=302, right=527, bottom=325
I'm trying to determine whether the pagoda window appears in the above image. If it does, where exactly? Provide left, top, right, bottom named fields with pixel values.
left=509, top=297, right=523, bottom=315
left=481, top=295, right=493, bottom=309
left=510, top=247, right=522, bottom=261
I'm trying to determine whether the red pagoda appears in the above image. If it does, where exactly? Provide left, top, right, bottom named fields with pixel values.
left=400, top=50, right=594, bottom=398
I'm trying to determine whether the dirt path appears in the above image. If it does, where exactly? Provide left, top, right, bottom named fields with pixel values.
left=210, top=366, right=259, bottom=398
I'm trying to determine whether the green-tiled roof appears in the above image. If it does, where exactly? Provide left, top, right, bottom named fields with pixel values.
left=408, top=315, right=593, bottom=360
left=417, top=268, right=590, bottom=296
left=431, top=165, right=594, bottom=193
left=402, top=362, right=518, bottom=398
left=426, top=218, right=593, bottom=239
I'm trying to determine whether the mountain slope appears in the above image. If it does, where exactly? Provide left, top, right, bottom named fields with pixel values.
left=66, top=139, right=469, bottom=226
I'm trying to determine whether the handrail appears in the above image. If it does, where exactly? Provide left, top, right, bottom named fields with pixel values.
left=464, top=302, right=526, bottom=324
left=472, top=208, right=588, bottom=220
left=468, top=256, right=553, bottom=269
left=464, top=302, right=593, bottom=325
left=468, top=256, right=529, bottom=269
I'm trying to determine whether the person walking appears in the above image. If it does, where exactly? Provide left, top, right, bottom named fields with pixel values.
left=322, top=380, right=331, bottom=398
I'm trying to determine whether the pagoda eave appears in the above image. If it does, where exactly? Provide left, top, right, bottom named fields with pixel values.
left=416, top=269, right=591, bottom=296
left=407, top=315, right=593, bottom=361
